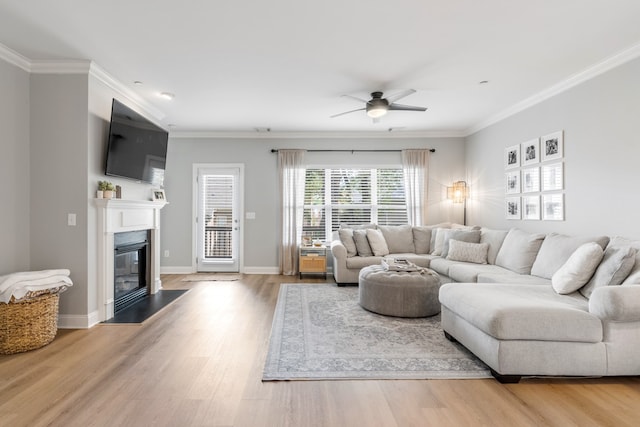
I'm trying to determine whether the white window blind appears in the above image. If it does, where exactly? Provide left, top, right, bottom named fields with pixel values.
left=303, top=168, right=407, bottom=240
left=203, top=174, right=234, bottom=258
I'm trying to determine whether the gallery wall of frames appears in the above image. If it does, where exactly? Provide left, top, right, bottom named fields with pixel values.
left=504, top=131, right=564, bottom=221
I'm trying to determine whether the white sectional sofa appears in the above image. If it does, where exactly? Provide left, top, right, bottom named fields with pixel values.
left=330, top=223, right=640, bottom=382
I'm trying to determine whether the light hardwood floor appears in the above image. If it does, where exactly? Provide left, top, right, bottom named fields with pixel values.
left=1, top=274, right=640, bottom=426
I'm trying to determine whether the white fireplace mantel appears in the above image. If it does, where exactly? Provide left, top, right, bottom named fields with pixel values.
left=95, top=198, right=167, bottom=322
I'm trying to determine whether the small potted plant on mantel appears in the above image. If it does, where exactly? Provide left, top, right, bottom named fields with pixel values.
left=97, top=181, right=115, bottom=199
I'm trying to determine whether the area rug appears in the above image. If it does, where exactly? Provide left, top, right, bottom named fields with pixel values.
left=263, top=284, right=491, bottom=381
left=181, top=274, right=242, bottom=282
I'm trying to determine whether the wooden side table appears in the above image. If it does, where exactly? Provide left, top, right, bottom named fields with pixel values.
left=299, top=245, right=327, bottom=279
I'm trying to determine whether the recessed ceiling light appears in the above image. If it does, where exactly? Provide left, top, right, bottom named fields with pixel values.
left=133, top=81, right=143, bottom=86
left=159, top=92, right=175, bottom=100
left=167, top=124, right=176, bottom=128
left=479, top=80, right=489, bottom=85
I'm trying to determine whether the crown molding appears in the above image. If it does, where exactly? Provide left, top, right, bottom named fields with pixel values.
left=465, top=41, right=640, bottom=136
left=88, top=62, right=166, bottom=121
left=30, top=59, right=91, bottom=74
left=169, top=130, right=466, bottom=139
left=0, top=43, right=31, bottom=71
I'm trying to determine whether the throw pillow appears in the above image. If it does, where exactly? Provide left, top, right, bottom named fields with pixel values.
left=352, top=229, right=373, bottom=257
left=366, top=229, right=390, bottom=256
left=412, top=226, right=433, bottom=254
left=480, top=228, right=509, bottom=265
left=440, top=229, right=481, bottom=258
left=378, top=225, right=415, bottom=253
left=430, top=228, right=447, bottom=256
left=429, top=223, right=452, bottom=253
left=337, top=229, right=357, bottom=257
left=446, top=240, right=489, bottom=264
left=606, top=236, right=640, bottom=285
left=580, top=246, right=637, bottom=298
left=551, top=242, right=604, bottom=295
left=494, top=228, right=546, bottom=274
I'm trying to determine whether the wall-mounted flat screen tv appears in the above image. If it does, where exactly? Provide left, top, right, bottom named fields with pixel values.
left=105, top=99, right=168, bottom=186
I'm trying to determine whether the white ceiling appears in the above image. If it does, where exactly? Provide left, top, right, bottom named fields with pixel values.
left=1, top=0, right=640, bottom=135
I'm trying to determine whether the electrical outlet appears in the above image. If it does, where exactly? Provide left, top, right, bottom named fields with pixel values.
left=164, top=250, right=170, bottom=258
left=67, top=213, right=77, bottom=226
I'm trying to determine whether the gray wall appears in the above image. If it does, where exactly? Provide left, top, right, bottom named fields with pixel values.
left=0, top=59, right=30, bottom=275
left=466, top=56, right=640, bottom=239
left=29, top=74, right=90, bottom=315
left=162, top=137, right=466, bottom=272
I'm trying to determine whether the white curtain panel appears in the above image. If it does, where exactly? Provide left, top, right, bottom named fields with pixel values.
left=278, top=149, right=306, bottom=275
left=402, top=149, right=430, bottom=226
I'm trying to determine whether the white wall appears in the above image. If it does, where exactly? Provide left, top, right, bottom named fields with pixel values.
left=162, top=136, right=466, bottom=272
left=466, top=56, right=640, bottom=239
left=0, top=59, right=30, bottom=275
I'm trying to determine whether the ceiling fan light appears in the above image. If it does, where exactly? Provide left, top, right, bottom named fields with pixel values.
left=367, top=106, right=388, bottom=118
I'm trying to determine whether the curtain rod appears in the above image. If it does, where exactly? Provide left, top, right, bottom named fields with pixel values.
left=270, top=148, right=435, bottom=153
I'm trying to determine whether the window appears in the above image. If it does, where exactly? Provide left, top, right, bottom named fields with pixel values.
left=303, top=168, right=407, bottom=240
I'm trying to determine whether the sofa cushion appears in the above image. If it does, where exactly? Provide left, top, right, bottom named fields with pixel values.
left=346, top=255, right=382, bottom=269
left=480, top=228, right=509, bottom=265
left=448, top=263, right=511, bottom=283
left=429, top=257, right=466, bottom=277
left=495, top=229, right=545, bottom=274
left=477, top=273, right=551, bottom=286
left=366, top=229, right=390, bottom=256
left=439, top=283, right=601, bottom=342
left=378, top=225, right=415, bottom=254
left=580, top=246, right=637, bottom=298
left=531, top=233, right=609, bottom=279
left=352, top=229, right=373, bottom=256
left=337, top=229, right=357, bottom=257
left=440, top=229, right=481, bottom=258
left=551, top=242, right=604, bottom=294
left=446, top=240, right=489, bottom=264
left=412, top=226, right=433, bottom=254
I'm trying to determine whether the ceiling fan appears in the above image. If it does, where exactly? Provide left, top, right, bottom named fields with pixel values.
left=330, top=89, right=427, bottom=122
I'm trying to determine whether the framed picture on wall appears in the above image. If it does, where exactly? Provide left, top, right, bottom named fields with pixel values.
left=542, top=193, right=564, bottom=220
left=541, top=131, right=564, bottom=162
left=521, top=167, right=540, bottom=193
left=505, top=171, right=520, bottom=194
left=506, top=197, right=521, bottom=220
left=541, top=163, right=564, bottom=191
left=521, top=138, right=540, bottom=165
left=522, top=196, right=541, bottom=220
left=505, top=144, right=520, bottom=169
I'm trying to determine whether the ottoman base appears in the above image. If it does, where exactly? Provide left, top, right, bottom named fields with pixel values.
left=358, top=265, right=441, bottom=318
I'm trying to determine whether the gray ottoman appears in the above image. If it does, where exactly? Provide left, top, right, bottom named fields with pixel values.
left=358, top=265, right=441, bottom=318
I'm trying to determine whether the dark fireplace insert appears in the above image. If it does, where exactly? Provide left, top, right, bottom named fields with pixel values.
left=114, top=230, right=150, bottom=313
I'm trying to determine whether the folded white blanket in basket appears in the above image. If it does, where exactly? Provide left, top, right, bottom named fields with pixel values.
left=0, top=269, right=73, bottom=303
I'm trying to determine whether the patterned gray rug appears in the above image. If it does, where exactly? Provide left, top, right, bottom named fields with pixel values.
left=263, top=283, right=491, bottom=381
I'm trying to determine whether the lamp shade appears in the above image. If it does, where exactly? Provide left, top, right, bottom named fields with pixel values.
left=447, top=181, right=468, bottom=203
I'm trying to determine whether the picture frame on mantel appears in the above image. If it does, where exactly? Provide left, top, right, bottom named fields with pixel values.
left=152, top=189, right=166, bottom=202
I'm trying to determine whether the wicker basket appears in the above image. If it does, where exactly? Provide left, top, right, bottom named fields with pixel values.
left=0, top=293, right=59, bottom=355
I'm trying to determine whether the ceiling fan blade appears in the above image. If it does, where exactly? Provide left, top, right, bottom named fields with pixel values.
left=388, top=103, right=427, bottom=112
left=384, top=89, right=416, bottom=104
left=330, top=107, right=365, bottom=118
left=341, top=94, right=369, bottom=104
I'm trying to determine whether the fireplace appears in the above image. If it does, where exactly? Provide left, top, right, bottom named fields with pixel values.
left=114, top=230, right=150, bottom=313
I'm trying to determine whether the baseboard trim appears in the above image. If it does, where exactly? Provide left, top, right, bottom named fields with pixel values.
left=58, top=311, right=100, bottom=329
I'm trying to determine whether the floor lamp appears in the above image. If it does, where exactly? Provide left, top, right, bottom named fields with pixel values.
left=447, top=181, right=469, bottom=225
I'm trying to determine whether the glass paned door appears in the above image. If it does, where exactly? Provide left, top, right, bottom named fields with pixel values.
left=197, top=167, right=240, bottom=272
